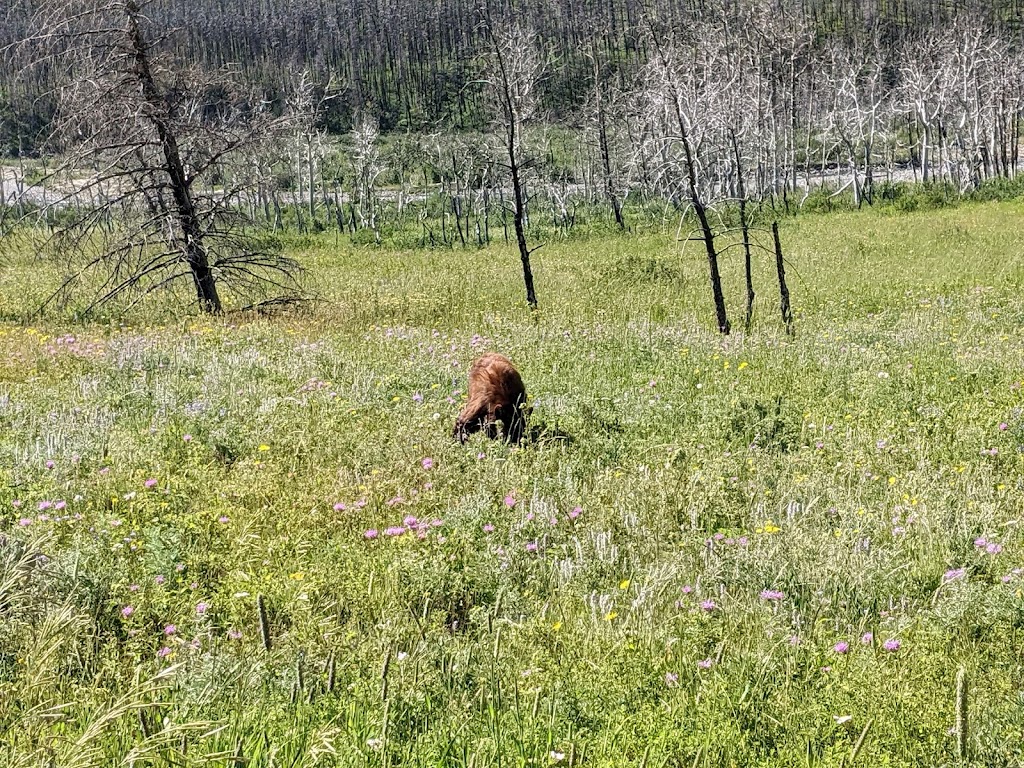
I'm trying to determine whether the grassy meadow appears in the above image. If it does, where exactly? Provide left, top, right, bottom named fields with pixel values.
left=2, top=201, right=1024, bottom=766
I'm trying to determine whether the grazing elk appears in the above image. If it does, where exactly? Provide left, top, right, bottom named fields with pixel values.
left=453, top=352, right=529, bottom=444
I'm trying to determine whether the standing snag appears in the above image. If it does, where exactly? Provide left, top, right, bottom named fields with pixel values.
left=17, top=0, right=303, bottom=316
left=482, top=17, right=543, bottom=310
left=453, top=353, right=529, bottom=444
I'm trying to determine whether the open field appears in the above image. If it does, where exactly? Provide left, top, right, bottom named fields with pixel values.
left=2, top=202, right=1024, bottom=766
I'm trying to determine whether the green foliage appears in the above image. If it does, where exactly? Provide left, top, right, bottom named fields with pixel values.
left=3, top=201, right=1024, bottom=765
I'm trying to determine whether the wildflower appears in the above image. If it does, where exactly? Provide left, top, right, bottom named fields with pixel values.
left=431, top=519, right=443, bottom=527
left=552, top=621, right=562, bottom=632
left=833, top=642, right=849, bottom=654
left=54, top=500, right=66, bottom=510
left=504, top=494, right=516, bottom=508
left=128, top=584, right=140, bottom=592
left=196, top=602, right=210, bottom=615
left=144, top=478, right=157, bottom=488
left=258, top=444, right=270, bottom=452
left=697, top=658, right=714, bottom=669
left=403, top=515, right=419, bottom=527
left=384, top=526, right=405, bottom=537
left=999, top=422, right=1009, bottom=431
left=681, top=585, right=694, bottom=595
left=788, top=635, right=801, bottom=646
left=986, top=543, right=1003, bottom=555
left=550, top=750, right=566, bottom=763
left=482, top=524, right=495, bottom=533
left=665, top=672, right=679, bottom=687
left=421, top=457, right=433, bottom=470
left=860, top=632, right=873, bottom=645
left=164, top=625, right=177, bottom=635
left=18, top=518, right=31, bottom=527
left=699, top=599, right=717, bottom=612
left=157, top=647, right=172, bottom=658
left=183, top=434, right=193, bottom=442
left=121, top=606, right=134, bottom=618
left=366, top=738, right=383, bottom=750
left=413, top=392, right=423, bottom=403
left=619, top=579, right=631, bottom=590
left=227, top=629, right=242, bottom=640
left=568, top=506, right=582, bottom=520
left=974, top=537, right=988, bottom=548
left=38, top=500, right=52, bottom=511
left=364, top=529, right=379, bottom=539
left=760, top=589, right=785, bottom=601
left=175, top=564, right=186, bottom=572
left=155, top=575, right=166, bottom=585
left=333, top=502, right=346, bottom=511
left=11, top=500, right=21, bottom=508
left=943, top=568, right=966, bottom=582
left=289, top=572, right=305, bottom=580
left=526, top=541, right=539, bottom=553
left=477, top=452, right=486, bottom=460
left=604, top=611, right=618, bottom=621
left=883, top=639, right=901, bottom=652
left=45, top=460, right=55, bottom=470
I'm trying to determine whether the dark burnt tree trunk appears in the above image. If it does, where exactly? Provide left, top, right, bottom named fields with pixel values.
left=126, top=0, right=221, bottom=313
left=648, top=28, right=729, bottom=334
left=674, top=94, right=729, bottom=334
left=488, top=20, right=540, bottom=310
left=772, top=220, right=794, bottom=336
left=508, top=137, right=538, bottom=308
left=732, top=132, right=755, bottom=332
left=592, top=45, right=625, bottom=231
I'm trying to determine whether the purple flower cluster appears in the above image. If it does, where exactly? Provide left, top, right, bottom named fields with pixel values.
left=365, top=515, right=444, bottom=541
left=706, top=533, right=751, bottom=547
left=974, top=537, right=1004, bottom=555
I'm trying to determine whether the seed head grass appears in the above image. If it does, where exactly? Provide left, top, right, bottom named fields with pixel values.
left=2, top=201, right=1024, bottom=765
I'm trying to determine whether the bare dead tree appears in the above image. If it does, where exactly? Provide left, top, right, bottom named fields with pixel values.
left=772, top=221, right=794, bottom=337
left=731, top=132, right=756, bottom=332
left=287, top=68, right=339, bottom=233
left=586, top=41, right=626, bottom=231
left=349, top=115, right=385, bottom=242
left=14, top=0, right=302, bottom=316
left=642, top=23, right=730, bottom=334
left=482, top=15, right=543, bottom=310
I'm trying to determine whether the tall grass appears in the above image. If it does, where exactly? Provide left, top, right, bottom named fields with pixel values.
left=1, top=200, right=1024, bottom=766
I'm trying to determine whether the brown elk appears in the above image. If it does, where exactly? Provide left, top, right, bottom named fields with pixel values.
left=452, top=353, right=529, bottom=444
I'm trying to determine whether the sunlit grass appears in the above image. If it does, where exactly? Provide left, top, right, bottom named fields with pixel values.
left=2, top=200, right=1024, bottom=766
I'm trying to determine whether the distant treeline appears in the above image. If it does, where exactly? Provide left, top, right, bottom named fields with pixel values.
left=3, top=0, right=1024, bottom=155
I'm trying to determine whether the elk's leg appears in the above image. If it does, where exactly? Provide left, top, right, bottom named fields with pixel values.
left=484, top=405, right=499, bottom=440
left=505, top=404, right=526, bottom=444
left=453, top=402, right=488, bottom=444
